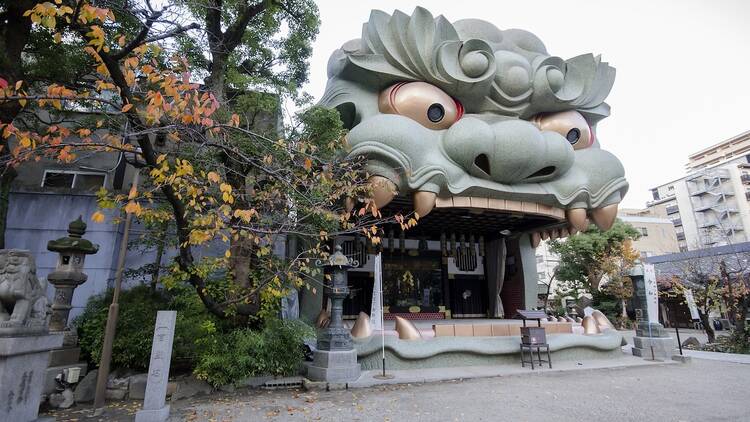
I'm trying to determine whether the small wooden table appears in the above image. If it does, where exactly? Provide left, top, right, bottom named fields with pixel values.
left=520, top=343, right=551, bottom=369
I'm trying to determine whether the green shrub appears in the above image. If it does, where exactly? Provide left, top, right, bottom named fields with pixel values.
left=591, top=290, right=622, bottom=323
left=75, top=285, right=217, bottom=371
left=193, top=318, right=315, bottom=387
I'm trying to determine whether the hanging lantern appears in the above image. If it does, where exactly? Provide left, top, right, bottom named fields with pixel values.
left=440, top=232, right=447, bottom=256
left=418, top=237, right=428, bottom=253
left=459, top=233, right=467, bottom=268
left=354, top=234, right=362, bottom=255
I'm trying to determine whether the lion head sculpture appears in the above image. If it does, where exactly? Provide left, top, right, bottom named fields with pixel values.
left=320, top=7, right=627, bottom=241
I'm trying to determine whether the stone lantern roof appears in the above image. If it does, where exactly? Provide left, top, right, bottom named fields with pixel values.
left=47, top=216, right=100, bottom=255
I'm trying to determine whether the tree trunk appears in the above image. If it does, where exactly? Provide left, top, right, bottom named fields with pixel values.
left=0, top=1, right=34, bottom=248
left=588, top=270, right=603, bottom=293
left=206, top=53, right=227, bottom=104
left=698, top=309, right=715, bottom=343
left=0, top=166, right=16, bottom=248
left=149, top=220, right=168, bottom=291
left=720, top=260, right=736, bottom=324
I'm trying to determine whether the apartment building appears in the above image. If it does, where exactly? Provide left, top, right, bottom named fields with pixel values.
left=535, top=240, right=560, bottom=307
left=618, top=209, right=681, bottom=257
left=686, top=130, right=750, bottom=172
left=649, top=156, right=750, bottom=250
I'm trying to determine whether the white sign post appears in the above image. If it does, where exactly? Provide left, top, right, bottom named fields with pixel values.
left=371, top=253, right=383, bottom=331
left=643, top=264, right=659, bottom=324
left=135, top=311, right=176, bottom=422
left=684, top=289, right=700, bottom=320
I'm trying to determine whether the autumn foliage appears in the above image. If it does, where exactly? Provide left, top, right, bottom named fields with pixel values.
left=0, top=1, right=403, bottom=321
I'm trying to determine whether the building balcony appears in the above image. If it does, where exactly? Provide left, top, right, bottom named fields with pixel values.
left=693, top=201, right=739, bottom=212
left=676, top=232, right=686, bottom=241
left=698, top=220, right=743, bottom=231
left=742, top=173, right=750, bottom=183
left=665, top=205, right=680, bottom=215
left=672, top=218, right=682, bottom=226
left=537, top=283, right=550, bottom=295
left=693, top=203, right=717, bottom=212
left=687, top=169, right=731, bottom=183
left=688, top=183, right=735, bottom=197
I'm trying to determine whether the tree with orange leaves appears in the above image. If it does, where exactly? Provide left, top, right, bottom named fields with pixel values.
left=0, top=1, right=403, bottom=322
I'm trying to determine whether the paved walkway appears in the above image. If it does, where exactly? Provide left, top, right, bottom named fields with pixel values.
left=683, top=349, right=750, bottom=364
left=167, top=358, right=748, bottom=422
left=45, top=357, right=750, bottom=421
left=346, top=352, right=671, bottom=388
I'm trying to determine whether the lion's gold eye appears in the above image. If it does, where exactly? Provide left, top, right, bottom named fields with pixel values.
left=378, top=82, right=463, bottom=130
left=532, top=110, right=593, bottom=150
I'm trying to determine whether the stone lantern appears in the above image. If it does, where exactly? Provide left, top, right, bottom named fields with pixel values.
left=47, top=216, right=99, bottom=334
left=306, top=245, right=361, bottom=382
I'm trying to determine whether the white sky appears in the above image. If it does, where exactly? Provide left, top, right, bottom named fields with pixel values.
left=302, top=0, right=750, bottom=209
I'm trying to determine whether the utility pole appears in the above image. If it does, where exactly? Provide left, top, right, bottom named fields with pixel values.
left=93, top=170, right=139, bottom=415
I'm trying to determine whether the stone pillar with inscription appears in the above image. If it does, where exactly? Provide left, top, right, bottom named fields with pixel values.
left=135, top=310, right=176, bottom=422
left=306, top=245, right=361, bottom=383
left=631, top=263, right=677, bottom=360
left=44, top=217, right=99, bottom=394
left=0, top=249, right=63, bottom=421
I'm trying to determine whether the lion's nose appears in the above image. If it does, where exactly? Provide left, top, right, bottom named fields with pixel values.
left=443, top=117, right=574, bottom=183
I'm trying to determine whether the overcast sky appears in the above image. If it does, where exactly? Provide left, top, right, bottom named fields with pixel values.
left=301, top=0, right=750, bottom=209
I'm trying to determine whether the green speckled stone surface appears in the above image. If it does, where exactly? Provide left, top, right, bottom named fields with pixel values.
left=354, top=330, right=623, bottom=370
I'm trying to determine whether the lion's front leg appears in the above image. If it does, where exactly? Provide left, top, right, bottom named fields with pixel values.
left=0, top=304, right=9, bottom=322
left=9, top=298, right=30, bottom=324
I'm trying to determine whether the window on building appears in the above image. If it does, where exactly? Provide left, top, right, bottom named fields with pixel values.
left=75, top=173, right=107, bottom=191
left=665, top=205, right=679, bottom=215
left=41, top=172, right=75, bottom=188
left=536, top=255, right=544, bottom=263
left=651, top=189, right=660, bottom=201
left=537, top=272, right=546, bottom=280
left=639, top=227, right=649, bottom=236
left=42, top=170, right=106, bottom=191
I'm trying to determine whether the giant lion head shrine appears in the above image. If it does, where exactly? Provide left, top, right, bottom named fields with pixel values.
left=306, top=6, right=630, bottom=376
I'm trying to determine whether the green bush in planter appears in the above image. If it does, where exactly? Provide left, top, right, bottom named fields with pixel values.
left=74, top=285, right=217, bottom=372
left=193, top=318, right=315, bottom=387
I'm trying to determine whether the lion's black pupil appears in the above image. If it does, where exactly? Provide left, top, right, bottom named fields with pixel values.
left=566, top=128, right=580, bottom=144
left=427, top=103, right=445, bottom=122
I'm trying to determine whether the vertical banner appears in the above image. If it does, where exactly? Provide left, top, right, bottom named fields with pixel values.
left=684, top=289, right=700, bottom=320
left=371, top=252, right=383, bottom=331
left=643, top=263, right=659, bottom=324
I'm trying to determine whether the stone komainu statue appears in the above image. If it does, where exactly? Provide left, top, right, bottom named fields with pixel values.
left=0, top=250, right=49, bottom=334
